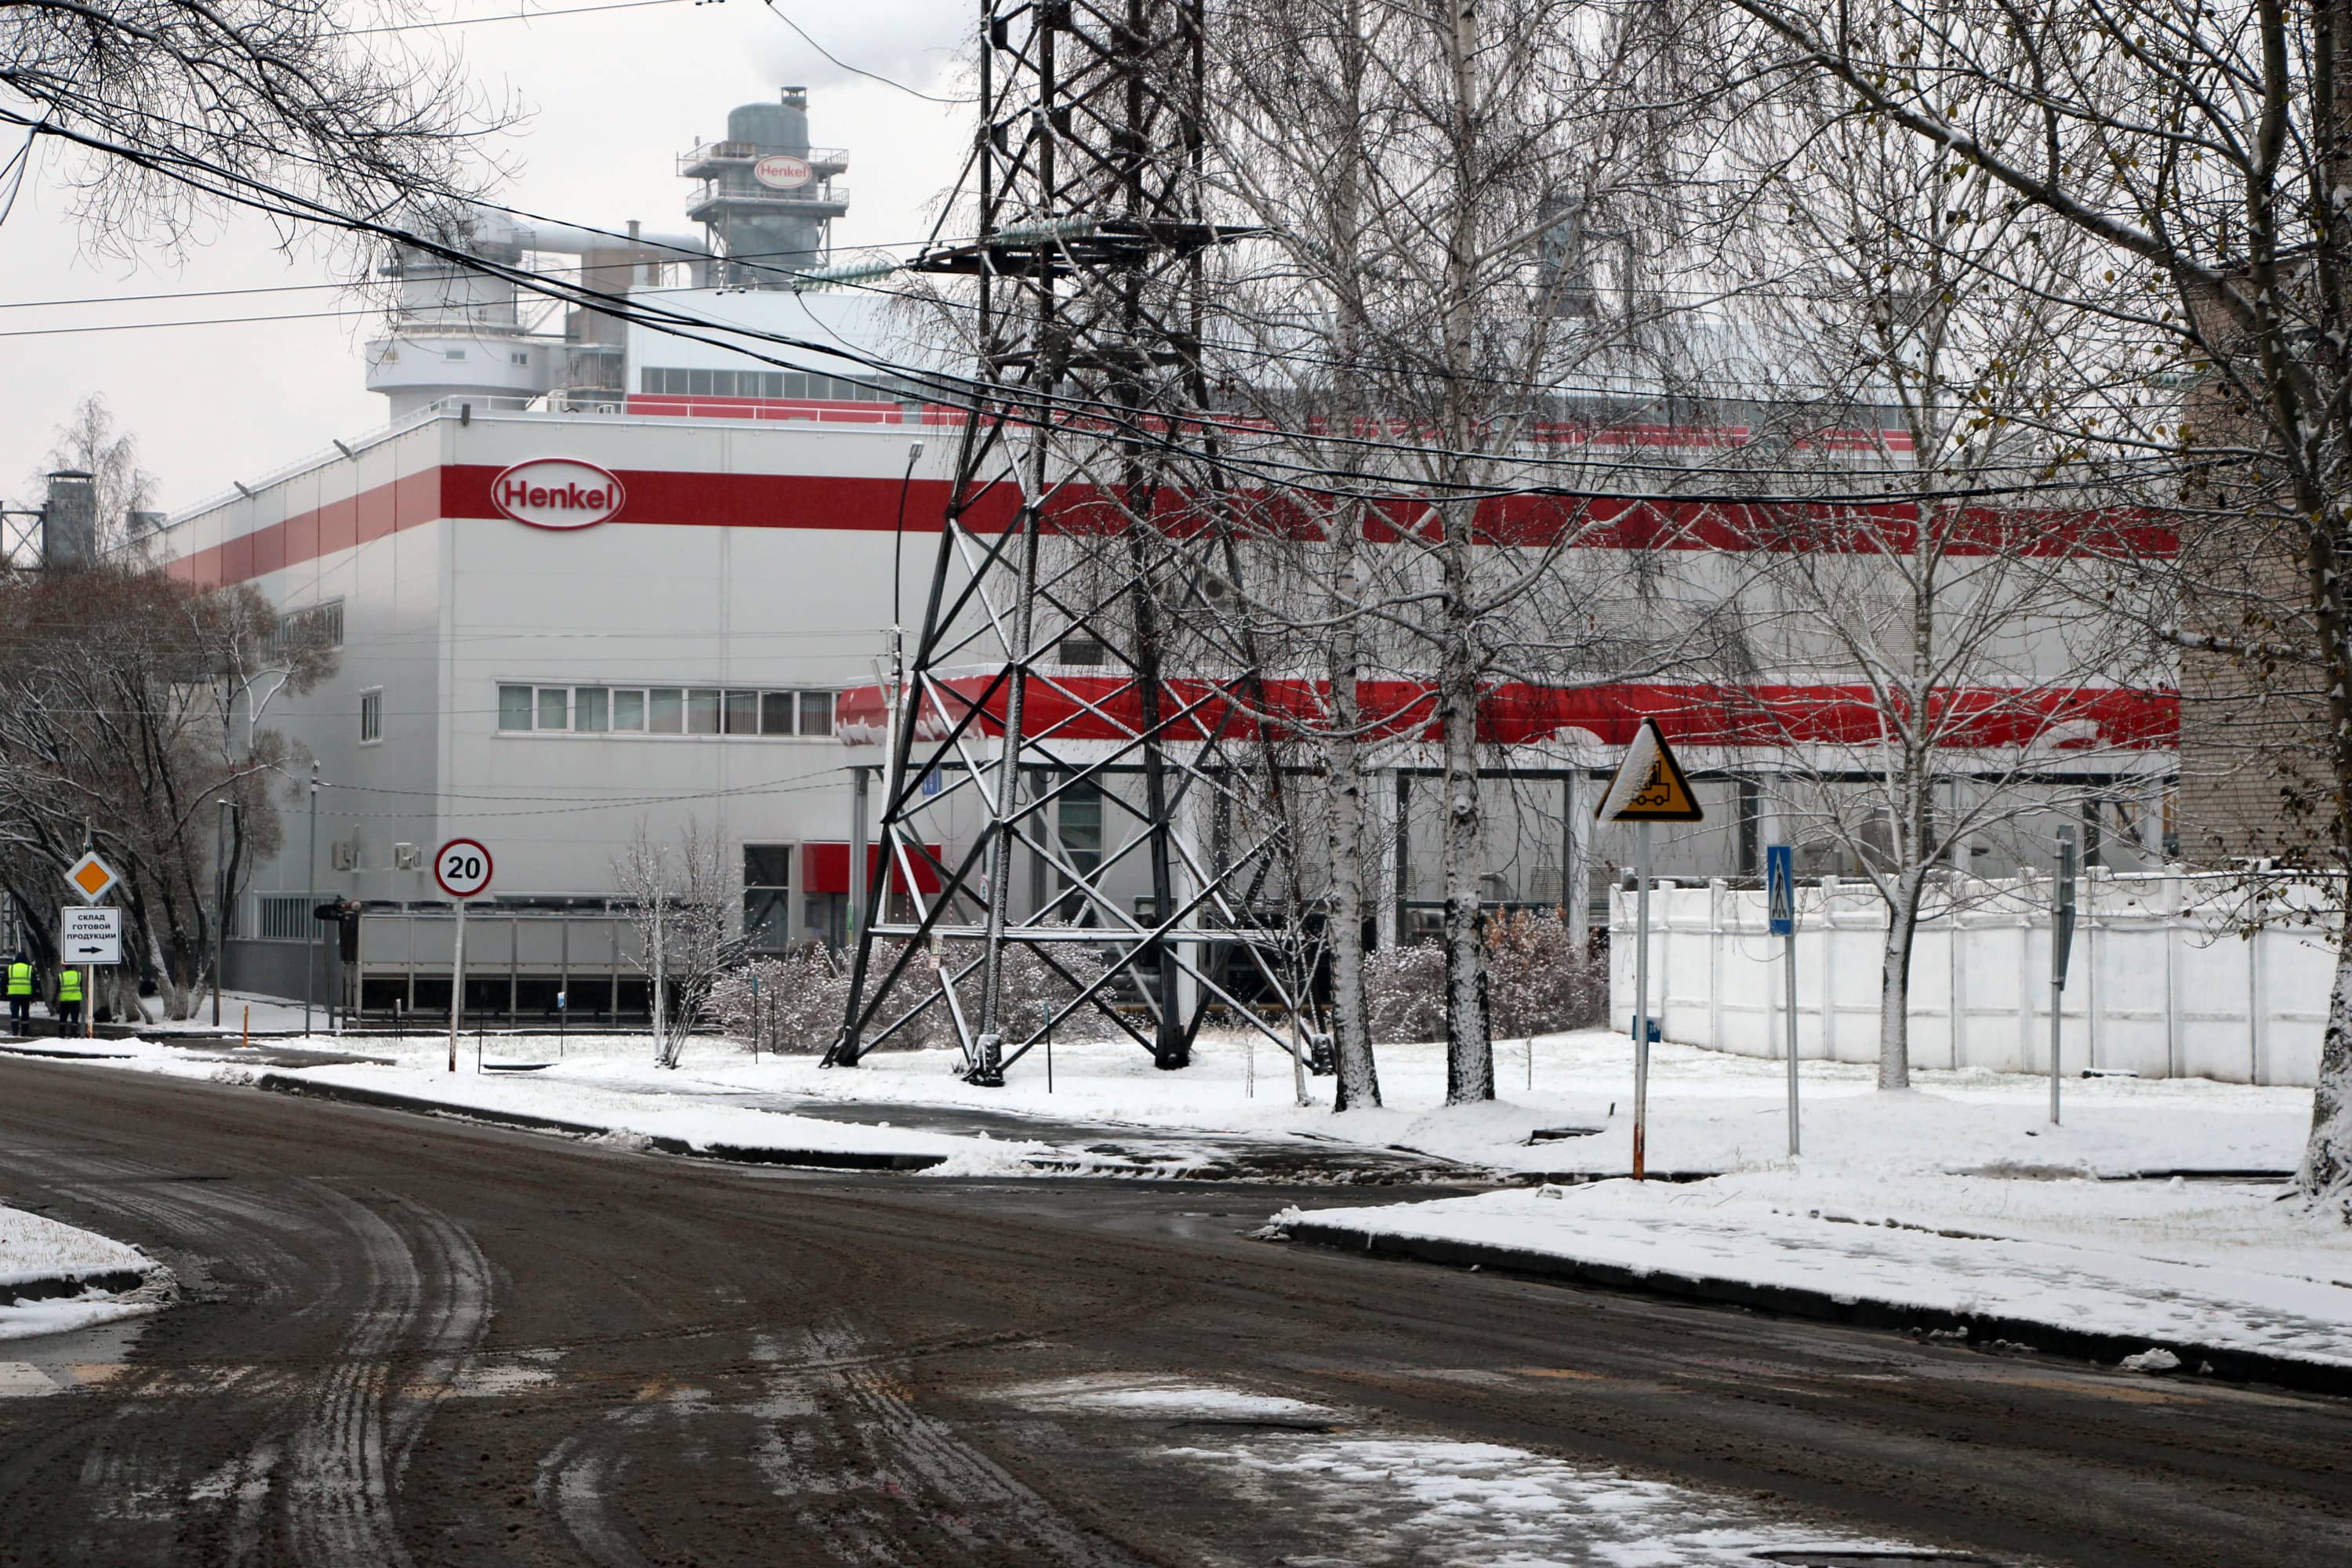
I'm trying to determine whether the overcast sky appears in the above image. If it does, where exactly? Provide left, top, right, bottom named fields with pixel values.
left=0, top=0, right=971, bottom=516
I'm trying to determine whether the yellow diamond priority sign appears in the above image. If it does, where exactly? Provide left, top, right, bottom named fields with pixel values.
left=1595, top=719, right=1704, bottom=822
left=65, top=851, right=119, bottom=905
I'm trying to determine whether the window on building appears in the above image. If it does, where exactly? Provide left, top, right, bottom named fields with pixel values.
left=274, top=600, right=344, bottom=651
left=711, top=370, right=736, bottom=397
left=648, top=688, right=684, bottom=734
left=724, top=690, right=759, bottom=734
left=688, top=368, right=713, bottom=396
left=360, top=687, right=384, bottom=744
left=499, top=684, right=534, bottom=730
left=784, top=372, right=808, bottom=398
left=641, top=368, right=662, bottom=394
left=1054, top=778, right=1102, bottom=920
left=511, top=351, right=530, bottom=366
left=743, top=845, right=791, bottom=949
left=497, top=684, right=838, bottom=739
left=445, top=349, right=467, bottom=361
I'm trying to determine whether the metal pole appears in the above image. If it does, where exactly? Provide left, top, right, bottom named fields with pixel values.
left=850, top=765, right=870, bottom=965
left=305, top=764, right=320, bottom=1036
left=448, top=897, right=467, bottom=1074
left=2050, top=829, right=2077, bottom=1126
left=1785, top=896, right=1800, bottom=1158
left=2049, top=973, right=2063, bottom=1125
left=212, top=799, right=230, bottom=1026
left=1633, top=819, right=1652, bottom=1181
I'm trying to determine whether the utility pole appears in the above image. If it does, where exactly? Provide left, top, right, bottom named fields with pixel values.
left=831, top=0, right=1294, bottom=1086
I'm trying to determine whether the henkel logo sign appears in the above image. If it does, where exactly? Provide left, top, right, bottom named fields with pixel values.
left=489, top=459, right=626, bottom=530
left=753, top=154, right=813, bottom=191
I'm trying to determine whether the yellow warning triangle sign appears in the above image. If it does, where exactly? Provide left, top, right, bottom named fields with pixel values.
left=1595, top=719, right=1704, bottom=822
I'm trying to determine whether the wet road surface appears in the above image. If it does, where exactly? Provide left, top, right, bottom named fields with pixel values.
left=0, top=1058, right=2346, bottom=1567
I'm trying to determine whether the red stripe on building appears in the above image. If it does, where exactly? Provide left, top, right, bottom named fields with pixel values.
left=838, top=675, right=2178, bottom=753
left=162, top=464, right=2177, bottom=588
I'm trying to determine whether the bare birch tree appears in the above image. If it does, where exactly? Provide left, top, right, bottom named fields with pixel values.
left=615, top=819, right=744, bottom=1070
left=1711, top=0, right=2352, bottom=1212
left=32, top=395, right=156, bottom=557
left=0, top=563, right=333, bottom=1018
left=1204, top=0, right=1711, bottom=1104
left=1696, top=74, right=2167, bottom=1087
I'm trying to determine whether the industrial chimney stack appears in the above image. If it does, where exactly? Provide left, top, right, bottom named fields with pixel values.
left=41, top=470, right=96, bottom=570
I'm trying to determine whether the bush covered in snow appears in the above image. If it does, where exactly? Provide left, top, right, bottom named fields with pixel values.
left=716, top=926, right=1122, bottom=1055
left=1484, top=908, right=1606, bottom=1037
left=943, top=927, right=1118, bottom=1044
left=1365, top=942, right=1447, bottom=1043
left=1362, top=910, right=1603, bottom=1044
left=710, top=947, right=850, bottom=1054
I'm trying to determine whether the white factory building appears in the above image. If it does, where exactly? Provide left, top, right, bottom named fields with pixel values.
left=141, top=87, right=2178, bottom=1022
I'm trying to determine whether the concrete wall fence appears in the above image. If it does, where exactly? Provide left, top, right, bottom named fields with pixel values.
left=1610, top=873, right=2336, bottom=1087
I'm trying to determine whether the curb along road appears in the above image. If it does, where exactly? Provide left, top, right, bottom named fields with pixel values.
left=249, top=1073, right=953, bottom=1172
left=1279, top=1218, right=2352, bottom=1400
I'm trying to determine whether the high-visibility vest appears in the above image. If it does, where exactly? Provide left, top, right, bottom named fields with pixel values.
left=55, top=968, right=82, bottom=1004
left=5, top=962, right=29, bottom=996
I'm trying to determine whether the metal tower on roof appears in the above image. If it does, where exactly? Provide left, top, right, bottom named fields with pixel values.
left=828, top=0, right=1302, bottom=1085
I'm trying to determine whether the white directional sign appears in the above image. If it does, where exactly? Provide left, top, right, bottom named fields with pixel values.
left=64, top=851, right=119, bottom=905
left=434, top=838, right=494, bottom=899
left=60, top=906, right=122, bottom=966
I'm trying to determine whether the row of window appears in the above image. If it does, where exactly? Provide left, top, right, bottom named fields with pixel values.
left=638, top=366, right=913, bottom=402
left=274, top=600, right=346, bottom=651
left=498, top=684, right=837, bottom=738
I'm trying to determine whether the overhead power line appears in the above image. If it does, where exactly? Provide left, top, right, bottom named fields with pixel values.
left=0, top=107, right=2184, bottom=510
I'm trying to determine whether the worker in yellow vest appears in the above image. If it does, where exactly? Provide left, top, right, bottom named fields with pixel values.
left=5, top=952, right=31, bottom=1035
left=54, top=964, right=83, bottom=1036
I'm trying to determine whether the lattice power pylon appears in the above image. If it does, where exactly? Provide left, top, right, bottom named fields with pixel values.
left=828, top=0, right=1305, bottom=1084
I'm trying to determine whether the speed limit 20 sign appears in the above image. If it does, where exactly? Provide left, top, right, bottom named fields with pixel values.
left=434, top=838, right=494, bottom=899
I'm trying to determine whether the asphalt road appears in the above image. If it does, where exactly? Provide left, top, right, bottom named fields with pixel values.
left=0, top=1060, right=2344, bottom=1568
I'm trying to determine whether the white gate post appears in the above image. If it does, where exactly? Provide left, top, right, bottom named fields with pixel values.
left=1819, top=873, right=1838, bottom=1061
left=2163, top=877, right=2182, bottom=1080
left=2249, top=922, right=2267, bottom=1085
left=1707, top=878, right=1725, bottom=1051
left=2017, top=876, right=2037, bottom=1074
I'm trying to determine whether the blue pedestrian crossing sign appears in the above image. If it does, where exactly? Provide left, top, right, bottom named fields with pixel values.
left=1766, top=844, right=1795, bottom=936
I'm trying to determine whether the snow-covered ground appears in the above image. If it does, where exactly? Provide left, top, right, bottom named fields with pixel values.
left=13, top=1021, right=2314, bottom=1176
left=17, top=1014, right=2346, bottom=1378
left=20, top=1033, right=1073, bottom=1172
left=0, top=1203, right=164, bottom=1343
left=996, top=1374, right=1944, bottom=1565
left=1279, top=1170, right=2352, bottom=1372
left=753, top=1027, right=2307, bottom=1176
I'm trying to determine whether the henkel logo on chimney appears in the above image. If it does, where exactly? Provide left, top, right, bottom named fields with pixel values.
left=488, top=459, right=626, bottom=530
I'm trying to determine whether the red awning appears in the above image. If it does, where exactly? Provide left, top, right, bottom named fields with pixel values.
left=800, top=841, right=945, bottom=896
